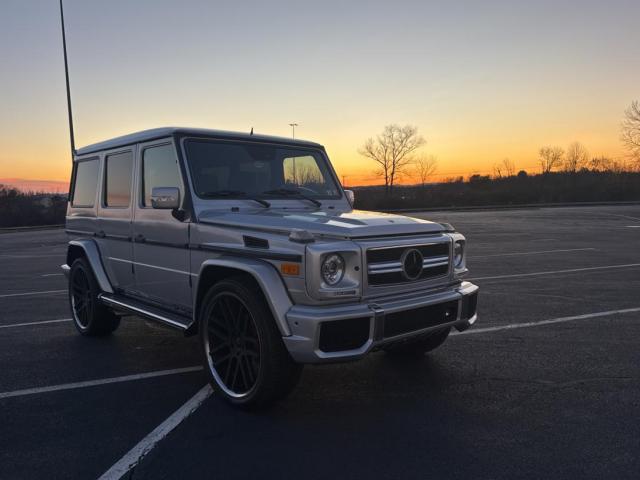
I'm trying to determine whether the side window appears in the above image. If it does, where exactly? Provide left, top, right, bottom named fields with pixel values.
left=71, top=159, right=99, bottom=207
left=104, top=151, right=133, bottom=207
left=142, top=144, right=182, bottom=207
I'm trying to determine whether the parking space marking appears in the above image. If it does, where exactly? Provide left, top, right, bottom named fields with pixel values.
left=0, top=318, right=71, bottom=329
left=0, top=366, right=203, bottom=400
left=98, top=385, right=212, bottom=480
left=455, top=306, right=640, bottom=336
left=470, top=247, right=596, bottom=258
left=0, top=289, right=66, bottom=299
left=470, top=262, right=640, bottom=281
left=41, top=273, right=64, bottom=277
left=0, top=254, right=64, bottom=259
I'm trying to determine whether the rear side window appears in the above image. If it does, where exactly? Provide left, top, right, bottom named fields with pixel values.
left=142, top=144, right=182, bottom=207
left=104, top=151, right=133, bottom=207
left=72, top=159, right=99, bottom=207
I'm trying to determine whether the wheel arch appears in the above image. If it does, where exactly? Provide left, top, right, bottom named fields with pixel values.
left=66, top=239, right=114, bottom=294
left=194, top=258, right=293, bottom=337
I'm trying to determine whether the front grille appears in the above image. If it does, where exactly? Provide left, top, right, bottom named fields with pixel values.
left=366, top=242, right=450, bottom=286
left=384, top=300, right=458, bottom=338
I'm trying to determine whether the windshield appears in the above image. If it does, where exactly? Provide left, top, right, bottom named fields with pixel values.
left=184, top=139, right=341, bottom=200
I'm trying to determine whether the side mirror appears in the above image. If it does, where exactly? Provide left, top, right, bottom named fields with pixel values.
left=151, top=187, right=180, bottom=210
left=344, top=189, right=355, bottom=206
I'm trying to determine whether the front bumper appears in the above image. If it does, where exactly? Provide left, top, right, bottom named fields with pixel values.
left=283, top=281, right=478, bottom=363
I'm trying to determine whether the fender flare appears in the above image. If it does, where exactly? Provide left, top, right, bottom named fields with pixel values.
left=196, top=258, right=293, bottom=336
left=66, top=239, right=114, bottom=294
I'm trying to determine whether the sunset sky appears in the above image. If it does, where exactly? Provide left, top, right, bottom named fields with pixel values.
left=1, top=0, right=638, bottom=189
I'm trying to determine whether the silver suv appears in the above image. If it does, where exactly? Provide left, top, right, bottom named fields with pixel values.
left=62, top=127, right=478, bottom=408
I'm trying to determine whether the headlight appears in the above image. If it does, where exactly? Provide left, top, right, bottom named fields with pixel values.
left=453, top=241, right=465, bottom=268
left=321, top=253, right=345, bottom=286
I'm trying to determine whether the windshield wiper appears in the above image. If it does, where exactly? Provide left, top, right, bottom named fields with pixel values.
left=262, top=188, right=322, bottom=207
left=199, top=190, right=270, bottom=208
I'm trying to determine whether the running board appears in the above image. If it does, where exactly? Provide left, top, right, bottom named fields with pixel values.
left=99, top=293, right=192, bottom=332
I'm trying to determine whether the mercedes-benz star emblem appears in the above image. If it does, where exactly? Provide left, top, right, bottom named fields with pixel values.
left=401, top=248, right=424, bottom=280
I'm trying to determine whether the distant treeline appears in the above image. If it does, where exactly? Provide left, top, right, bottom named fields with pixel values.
left=0, top=185, right=67, bottom=228
left=352, top=170, right=640, bottom=210
left=2, top=170, right=640, bottom=227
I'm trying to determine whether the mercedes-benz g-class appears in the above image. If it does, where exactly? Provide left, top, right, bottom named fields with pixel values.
left=62, top=127, right=478, bottom=408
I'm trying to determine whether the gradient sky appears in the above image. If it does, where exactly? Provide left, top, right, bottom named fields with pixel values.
left=1, top=0, right=638, bottom=187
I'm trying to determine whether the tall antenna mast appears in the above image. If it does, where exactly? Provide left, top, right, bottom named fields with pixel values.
left=59, top=0, right=76, bottom=158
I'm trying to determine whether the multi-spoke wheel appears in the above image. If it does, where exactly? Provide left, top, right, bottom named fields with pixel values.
left=204, top=293, right=261, bottom=396
left=199, top=277, right=302, bottom=408
left=68, top=258, right=120, bottom=336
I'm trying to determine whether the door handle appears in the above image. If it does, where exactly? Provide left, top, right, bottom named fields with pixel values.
left=135, top=234, right=146, bottom=243
left=96, top=230, right=106, bottom=238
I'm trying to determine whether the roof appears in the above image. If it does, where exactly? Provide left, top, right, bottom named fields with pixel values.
left=75, top=127, right=323, bottom=156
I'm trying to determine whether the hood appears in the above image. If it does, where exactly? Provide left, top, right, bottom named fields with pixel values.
left=198, top=208, right=445, bottom=238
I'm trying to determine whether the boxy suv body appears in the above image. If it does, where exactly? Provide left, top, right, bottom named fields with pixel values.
left=62, top=127, right=478, bottom=407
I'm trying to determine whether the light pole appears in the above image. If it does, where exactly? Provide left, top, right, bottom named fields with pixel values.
left=288, top=123, right=299, bottom=184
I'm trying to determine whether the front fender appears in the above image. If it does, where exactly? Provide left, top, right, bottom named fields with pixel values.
left=197, top=258, right=293, bottom=336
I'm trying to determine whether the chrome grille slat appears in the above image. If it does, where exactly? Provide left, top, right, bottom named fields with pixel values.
left=366, top=241, right=451, bottom=286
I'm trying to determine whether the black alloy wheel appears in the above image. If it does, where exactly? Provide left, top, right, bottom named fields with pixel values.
left=68, top=258, right=120, bottom=336
left=199, top=277, right=303, bottom=408
left=204, top=292, right=261, bottom=396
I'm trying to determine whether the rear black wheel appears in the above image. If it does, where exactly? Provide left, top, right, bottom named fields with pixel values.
left=199, top=277, right=302, bottom=408
left=68, top=258, right=120, bottom=336
left=383, top=327, right=451, bottom=357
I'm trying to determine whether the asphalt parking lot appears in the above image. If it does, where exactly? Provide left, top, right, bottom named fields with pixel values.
left=1, top=204, right=639, bottom=479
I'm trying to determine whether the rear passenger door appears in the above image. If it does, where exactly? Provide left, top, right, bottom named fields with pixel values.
left=97, top=149, right=135, bottom=291
left=132, top=141, right=192, bottom=315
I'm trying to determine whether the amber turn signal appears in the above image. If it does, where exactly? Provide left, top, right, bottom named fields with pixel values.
left=280, top=263, right=300, bottom=276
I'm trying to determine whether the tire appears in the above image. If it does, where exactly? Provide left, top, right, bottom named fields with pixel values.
left=383, top=326, right=451, bottom=357
left=199, top=277, right=302, bottom=409
left=68, top=257, right=120, bottom=336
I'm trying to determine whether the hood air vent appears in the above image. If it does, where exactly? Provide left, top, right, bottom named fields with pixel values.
left=243, top=235, right=269, bottom=249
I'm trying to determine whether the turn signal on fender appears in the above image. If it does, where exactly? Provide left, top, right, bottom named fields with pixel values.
left=280, top=263, right=300, bottom=276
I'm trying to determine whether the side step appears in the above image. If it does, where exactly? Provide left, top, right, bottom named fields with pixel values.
left=99, top=293, right=193, bottom=332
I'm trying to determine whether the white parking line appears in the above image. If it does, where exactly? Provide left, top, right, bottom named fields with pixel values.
left=470, top=262, right=640, bottom=281
left=98, top=385, right=212, bottom=480
left=470, top=247, right=596, bottom=258
left=41, top=273, right=63, bottom=277
left=0, top=366, right=203, bottom=400
left=454, top=307, right=640, bottom=336
left=0, top=318, right=71, bottom=329
left=0, top=289, right=66, bottom=299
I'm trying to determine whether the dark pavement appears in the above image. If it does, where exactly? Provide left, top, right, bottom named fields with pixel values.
left=0, top=205, right=638, bottom=479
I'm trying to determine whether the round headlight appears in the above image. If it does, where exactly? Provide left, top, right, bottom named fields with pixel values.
left=453, top=241, right=465, bottom=268
left=321, top=253, right=345, bottom=286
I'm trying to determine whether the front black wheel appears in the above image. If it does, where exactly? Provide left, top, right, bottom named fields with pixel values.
left=68, top=258, right=120, bottom=336
left=199, top=277, right=302, bottom=409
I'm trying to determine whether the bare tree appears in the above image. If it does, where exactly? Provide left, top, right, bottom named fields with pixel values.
left=493, top=158, right=515, bottom=178
left=414, top=155, right=438, bottom=187
left=538, top=146, right=564, bottom=174
left=621, top=100, right=640, bottom=167
left=564, top=142, right=589, bottom=173
left=590, top=156, right=611, bottom=172
left=359, top=124, right=426, bottom=194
